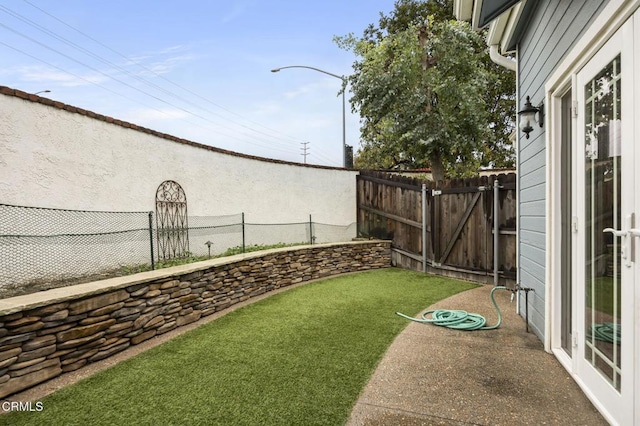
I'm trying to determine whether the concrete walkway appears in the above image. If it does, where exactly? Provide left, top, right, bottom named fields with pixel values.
left=347, top=285, right=608, bottom=426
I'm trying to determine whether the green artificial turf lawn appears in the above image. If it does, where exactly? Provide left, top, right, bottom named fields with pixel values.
left=2, top=268, right=475, bottom=426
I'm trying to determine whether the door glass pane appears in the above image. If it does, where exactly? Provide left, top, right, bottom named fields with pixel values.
left=584, top=54, right=622, bottom=391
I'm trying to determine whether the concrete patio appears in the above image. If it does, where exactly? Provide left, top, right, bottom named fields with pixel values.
left=347, top=285, right=608, bottom=425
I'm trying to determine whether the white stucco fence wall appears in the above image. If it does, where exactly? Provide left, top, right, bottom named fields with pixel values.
left=0, top=90, right=356, bottom=222
left=0, top=88, right=357, bottom=288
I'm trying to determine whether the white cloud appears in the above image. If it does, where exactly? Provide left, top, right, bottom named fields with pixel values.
left=125, top=45, right=196, bottom=77
left=15, top=65, right=108, bottom=87
left=147, top=54, right=196, bottom=75
left=283, top=78, right=342, bottom=100
left=220, top=1, right=256, bottom=24
left=126, top=107, right=190, bottom=123
left=284, top=85, right=311, bottom=99
left=249, top=101, right=283, bottom=117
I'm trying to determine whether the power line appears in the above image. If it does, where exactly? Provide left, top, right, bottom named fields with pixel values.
left=15, top=0, right=311, bottom=147
left=1, top=2, right=343, bottom=166
left=6, top=46, right=302, bottom=159
left=0, top=8, right=299, bottom=152
left=0, top=22, right=305, bottom=158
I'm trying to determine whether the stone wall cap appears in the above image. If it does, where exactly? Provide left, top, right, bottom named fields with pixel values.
left=0, top=240, right=390, bottom=315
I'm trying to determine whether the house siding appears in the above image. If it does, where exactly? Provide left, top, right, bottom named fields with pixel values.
left=517, top=0, right=608, bottom=338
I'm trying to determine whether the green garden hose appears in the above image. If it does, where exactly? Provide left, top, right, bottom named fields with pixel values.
left=591, top=323, right=621, bottom=343
left=396, top=286, right=508, bottom=331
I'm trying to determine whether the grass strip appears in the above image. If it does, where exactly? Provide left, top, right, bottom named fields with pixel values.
left=2, top=268, right=476, bottom=426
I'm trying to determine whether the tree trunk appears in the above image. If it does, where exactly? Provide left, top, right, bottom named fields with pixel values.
left=429, top=153, right=445, bottom=182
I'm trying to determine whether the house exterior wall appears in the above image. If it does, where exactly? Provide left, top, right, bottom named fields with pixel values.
left=0, top=89, right=356, bottom=225
left=517, top=0, right=608, bottom=338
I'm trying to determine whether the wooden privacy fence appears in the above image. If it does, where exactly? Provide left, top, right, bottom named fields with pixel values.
left=357, top=170, right=516, bottom=286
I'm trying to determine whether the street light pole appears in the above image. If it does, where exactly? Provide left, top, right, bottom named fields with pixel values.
left=342, top=86, right=346, bottom=168
left=271, top=65, right=347, bottom=168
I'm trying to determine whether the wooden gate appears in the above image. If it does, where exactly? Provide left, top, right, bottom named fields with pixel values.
left=357, top=171, right=516, bottom=285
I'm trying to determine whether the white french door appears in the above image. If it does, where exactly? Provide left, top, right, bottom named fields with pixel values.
left=573, top=14, right=637, bottom=426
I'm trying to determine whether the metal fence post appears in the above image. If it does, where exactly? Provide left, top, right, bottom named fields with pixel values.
left=494, top=179, right=500, bottom=286
left=422, top=184, right=427, bottom=273
left=309, top=214, right=314, bottom=244
left=148, top=211, right=155, bottom=270
left=242, top=212, right=246, bottom=253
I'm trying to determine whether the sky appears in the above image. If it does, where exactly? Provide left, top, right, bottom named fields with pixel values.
left=0, top=0, right=400, bottom=167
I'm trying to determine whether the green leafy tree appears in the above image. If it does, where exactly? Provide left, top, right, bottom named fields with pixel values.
left=336, top=0, right=515, bottom=179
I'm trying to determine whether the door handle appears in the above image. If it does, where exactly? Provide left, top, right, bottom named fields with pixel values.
left=603, top=227, right=631, bottom=267
left=603, top=228, right=627, bottom=237
left=628, top=229, right=640, bottom=237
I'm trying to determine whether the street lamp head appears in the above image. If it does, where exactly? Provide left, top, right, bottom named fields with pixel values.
left=270, top=68, right=281, bottom=73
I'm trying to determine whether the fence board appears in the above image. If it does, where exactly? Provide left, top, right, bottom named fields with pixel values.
left=357, top=171, right=517, bottom=285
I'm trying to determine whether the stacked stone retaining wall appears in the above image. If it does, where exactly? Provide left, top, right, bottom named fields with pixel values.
left=0, top=241, right=391, bottom=398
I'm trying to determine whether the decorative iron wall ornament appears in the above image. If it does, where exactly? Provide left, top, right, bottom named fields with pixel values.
left=155, top=180, right=189, bottom=260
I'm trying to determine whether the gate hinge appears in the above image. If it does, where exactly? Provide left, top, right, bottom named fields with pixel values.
left=431, top=190, right=442, bottom=196
left=572, top=100, right=579, bottom=118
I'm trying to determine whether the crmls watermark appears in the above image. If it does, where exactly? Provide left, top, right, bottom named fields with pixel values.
left=1, top=401, right=44, bottom=412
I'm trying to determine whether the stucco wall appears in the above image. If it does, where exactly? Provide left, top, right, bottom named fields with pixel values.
left=0, top=87, right=356, bottom=225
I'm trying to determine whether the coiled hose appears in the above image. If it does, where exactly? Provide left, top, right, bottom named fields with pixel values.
left=591, top=323, right=621, bottom=343
left=396, top=286, right=507, bottom=331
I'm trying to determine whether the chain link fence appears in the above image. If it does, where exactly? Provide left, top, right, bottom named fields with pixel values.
left=182, top=213, right=244, bottom=258
left=0, top=204, right=356, bottom=298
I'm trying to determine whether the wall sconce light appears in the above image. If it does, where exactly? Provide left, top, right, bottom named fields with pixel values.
left=518, top=96, right=544, bottom=139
